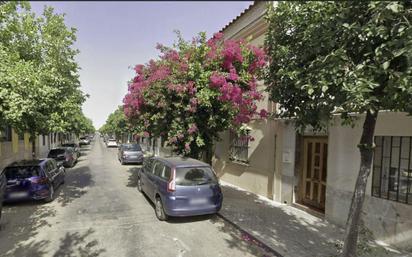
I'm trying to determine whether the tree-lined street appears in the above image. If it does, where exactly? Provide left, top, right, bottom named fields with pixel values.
left=1, top=1, right=411, bottom=256
left=0, top=138, right=274, bottom=257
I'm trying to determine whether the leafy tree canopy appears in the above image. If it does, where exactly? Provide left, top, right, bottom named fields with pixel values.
left=265, top=1, right=412, bottom=130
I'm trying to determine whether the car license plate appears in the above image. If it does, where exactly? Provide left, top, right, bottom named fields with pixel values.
left=190, top=198, right=208, bottom=205
left=9, top=192, right=28, bottom=199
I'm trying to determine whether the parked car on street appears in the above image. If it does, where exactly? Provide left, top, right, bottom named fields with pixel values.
left=2, top=159, right=65, bottom=203
left=118, top=143, right=143, bottom=165
left=47, top=148, right=77, bottom=168
left=0, top=170, right=6, bottom=221
left=61, top=143, right=81, bottom=158
left=79, top=136, right=91, bottom=145
left=106, top=139, right=118, bottom=148
left=137, top=157, right=223, bottom=221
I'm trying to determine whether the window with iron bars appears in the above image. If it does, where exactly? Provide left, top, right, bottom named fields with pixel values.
left=0, top=125, right=12, bottom=142
left=229, top=130, right=250, bottom=164
left=372, top=136, right=412, bottom=205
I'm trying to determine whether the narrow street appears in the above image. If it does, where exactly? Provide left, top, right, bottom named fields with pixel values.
left=0, top=138, right=272, bottom=257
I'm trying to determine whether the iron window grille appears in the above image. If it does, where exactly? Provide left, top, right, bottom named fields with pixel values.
left=372, top=136, right=412, bottom=205
left=0, top=126, right=12, bottom=142
left=229, top=130, right=250, bottom=164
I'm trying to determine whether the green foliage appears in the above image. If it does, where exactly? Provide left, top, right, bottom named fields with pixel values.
left=0, top=2, right=87, bottom=137
left=124, top=32, right=266, bottom=157
left=265, top=1, right=412, bottom=130
left=100, top=106, right=131, bottom=138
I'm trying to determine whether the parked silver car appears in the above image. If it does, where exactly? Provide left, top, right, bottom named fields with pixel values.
left=118, top=143, right=143, bottom=165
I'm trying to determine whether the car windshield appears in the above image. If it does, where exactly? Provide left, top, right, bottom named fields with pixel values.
left=123, top=144, right=141, bottom=151
left=175, top=167, right=217, bottom=186
left=48, top=149, right=66, bottom=157
left=5, top=166, right=41, bottom=180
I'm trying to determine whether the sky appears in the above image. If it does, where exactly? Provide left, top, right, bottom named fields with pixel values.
left=30, top=1, right=252, bottom=129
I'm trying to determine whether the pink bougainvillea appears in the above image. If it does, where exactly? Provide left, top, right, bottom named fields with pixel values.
left=123, top=32, right=267, bottom=157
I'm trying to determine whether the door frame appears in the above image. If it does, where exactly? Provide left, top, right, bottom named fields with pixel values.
left=298, top=136, right=328, bottom=212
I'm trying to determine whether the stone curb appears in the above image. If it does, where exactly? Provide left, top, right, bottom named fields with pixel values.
left=217, top=213, right=284, bottom=257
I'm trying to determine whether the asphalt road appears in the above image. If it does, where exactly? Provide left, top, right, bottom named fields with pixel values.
left=0, top=138, right=273, bottom=257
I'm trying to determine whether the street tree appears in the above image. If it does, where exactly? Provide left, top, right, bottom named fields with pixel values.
left=265, top=2, right=412, bottom=256
left=123, top=32, right=267, bottom=162
left=0, top=2, right=85, bottom=155
left=100, top=106, right=132, bottom=140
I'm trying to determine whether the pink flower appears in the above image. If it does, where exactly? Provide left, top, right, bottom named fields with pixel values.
left=228, top=68, right=239, bottom=81
left=213, top=32, right=224, bottom=41
left=177, top=133, right=184, bottom=140
left=222, top=40, right=243, bottom=70
left=190, top=98, right=198, bottom=107
left=210, top=72, right=226, bottom=88
left=259, top=109, right=268, bottom=119
left=180, top=62, right=189, bottom=72
left=187, top=81, right=196, bottom=95
left=188, top=124, right=198, bottom=134
left=143, top=131, right=150, bottom=137
left=134, top=64, right=144, bottom=75
left=185, top=143, right=191, bottom=151
left=164, top=50, right=179, bottom=62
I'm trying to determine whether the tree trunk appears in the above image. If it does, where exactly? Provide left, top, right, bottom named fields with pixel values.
left=30, top=133, right=36, bottom=159
left=341, top=110, right=378, bottom=257
left=202, top=143, right=214, bottom=165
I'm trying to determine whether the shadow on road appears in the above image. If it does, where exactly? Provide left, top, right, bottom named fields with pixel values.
left=57, top=165, right=94, bottom=207
left=126, top=167, right=141, bottom=188
left=0, top=201, right=56, bottom=256
left=52, top=228, right=106, bottom=257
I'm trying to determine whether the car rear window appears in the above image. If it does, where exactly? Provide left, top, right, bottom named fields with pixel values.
left=123, top=144, right=141, bottom=151
left=5, top=166, right=41, bottom=179
left=48, top=149, right=66, bottom=157
left=175, top=167, right=217, bottom=186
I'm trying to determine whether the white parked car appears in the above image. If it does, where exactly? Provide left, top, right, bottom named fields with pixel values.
left=107, top=139, right=118, bottom=148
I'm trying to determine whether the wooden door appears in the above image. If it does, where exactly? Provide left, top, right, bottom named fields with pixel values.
left=302, top=137, right=328, bottom=211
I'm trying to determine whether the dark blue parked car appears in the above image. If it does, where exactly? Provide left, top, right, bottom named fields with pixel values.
left=3, top=159, right=65, bottom=203
left=137, top=157, right=223, bottom=221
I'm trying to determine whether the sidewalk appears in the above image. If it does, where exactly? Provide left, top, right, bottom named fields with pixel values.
left=218, top=182, right=409, bottom=257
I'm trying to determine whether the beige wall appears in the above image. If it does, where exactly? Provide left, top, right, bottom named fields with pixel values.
left=214, top=118, right=279, bottom=199
left=327, top=112, right=412, bottom=250
left=212, top=1, right=284, bottom=199
left=0, top=135, right=33, bottom=172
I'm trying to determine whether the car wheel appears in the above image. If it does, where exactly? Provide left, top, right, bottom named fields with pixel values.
left=44, top=184, right=55, bottom=203
left=155, top=197, right=168, bottom=221
left=137, top=177, right=142, bottom=193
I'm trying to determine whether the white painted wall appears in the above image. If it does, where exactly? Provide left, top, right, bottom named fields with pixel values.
left=327, top=112, right=412, bottom=249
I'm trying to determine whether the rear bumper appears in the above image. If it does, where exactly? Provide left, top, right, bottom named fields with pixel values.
left=163, top=196, right=223, bottom=217
left=122, top=156, right=143, bottom=164
left=3, top=189, right=50, bottom=203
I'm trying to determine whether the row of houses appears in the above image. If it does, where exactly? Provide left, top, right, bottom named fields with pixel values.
left=0, top=125, right=77, bottom=172
left=141, top=1, right=411, bottom=251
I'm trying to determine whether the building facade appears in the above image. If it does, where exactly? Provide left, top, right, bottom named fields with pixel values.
left=214, top=1, right=412, bottom=250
